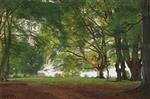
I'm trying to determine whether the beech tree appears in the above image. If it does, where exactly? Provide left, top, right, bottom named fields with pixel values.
left=140, top=0, right=150, bottom=90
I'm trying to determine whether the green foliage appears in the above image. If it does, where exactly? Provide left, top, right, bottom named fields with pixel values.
left=0, top=0, right=143, bottom=80
left=109, top=0, right=141, bottom=34
left=52, top=52, right=90, bottom=76
left=10, top=40, right=44, bottom=75
left=61, top=54, right=82, bottom=76
left=16, top=1, right=62, bottom=25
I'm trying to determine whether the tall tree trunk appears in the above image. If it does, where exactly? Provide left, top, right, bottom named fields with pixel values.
left=143, top=0, right=150, bottom=84
left=0, top=14, right=12, bottom=81
left=140, top=0, right=150, bottom=90
left=115, top=36, right=125, bottom=80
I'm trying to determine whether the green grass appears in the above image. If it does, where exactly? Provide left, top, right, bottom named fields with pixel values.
left=12, top=77, right=140, bottom=88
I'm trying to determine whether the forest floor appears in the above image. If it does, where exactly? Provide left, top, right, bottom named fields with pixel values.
left=0, top=81, right=149, bottom=99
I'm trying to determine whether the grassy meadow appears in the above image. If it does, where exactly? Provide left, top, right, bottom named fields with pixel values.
left=12, top=77, right=140, bottom=88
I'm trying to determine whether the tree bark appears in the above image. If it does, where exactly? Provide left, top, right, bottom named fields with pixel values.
left=139, top=0, right=150, bottom=91
left=143, top=0, right=150, bottom=83
left=0, top=13, right=12, bottom=81
left=121, top=61, right=128, bottom=80
left=114, top=36, right=127, bottom=80
left=96, top=66, right=105, bottom=78
left=115, top=62, right=122, bottom=81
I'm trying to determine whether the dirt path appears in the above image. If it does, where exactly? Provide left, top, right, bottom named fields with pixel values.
left=0, top=81, right=147, bottom=99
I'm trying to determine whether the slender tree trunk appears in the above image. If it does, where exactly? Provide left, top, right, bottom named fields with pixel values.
left=115, top=36, right=125, bottom=80
left=96, top=32, right=107, bottom=79
left=115, top=62, right=121, bottom=81
left=121, top=61, right=128, bottom=80
left=0, top=14, right=12, bottom=81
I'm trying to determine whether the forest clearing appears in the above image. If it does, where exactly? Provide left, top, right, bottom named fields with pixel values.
left=1, top=0, right=150, bottom=99
left=0, top=77, right=144, bottom=99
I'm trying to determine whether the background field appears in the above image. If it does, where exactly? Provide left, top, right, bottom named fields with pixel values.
left=13, top=77, right=140, bottom=87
